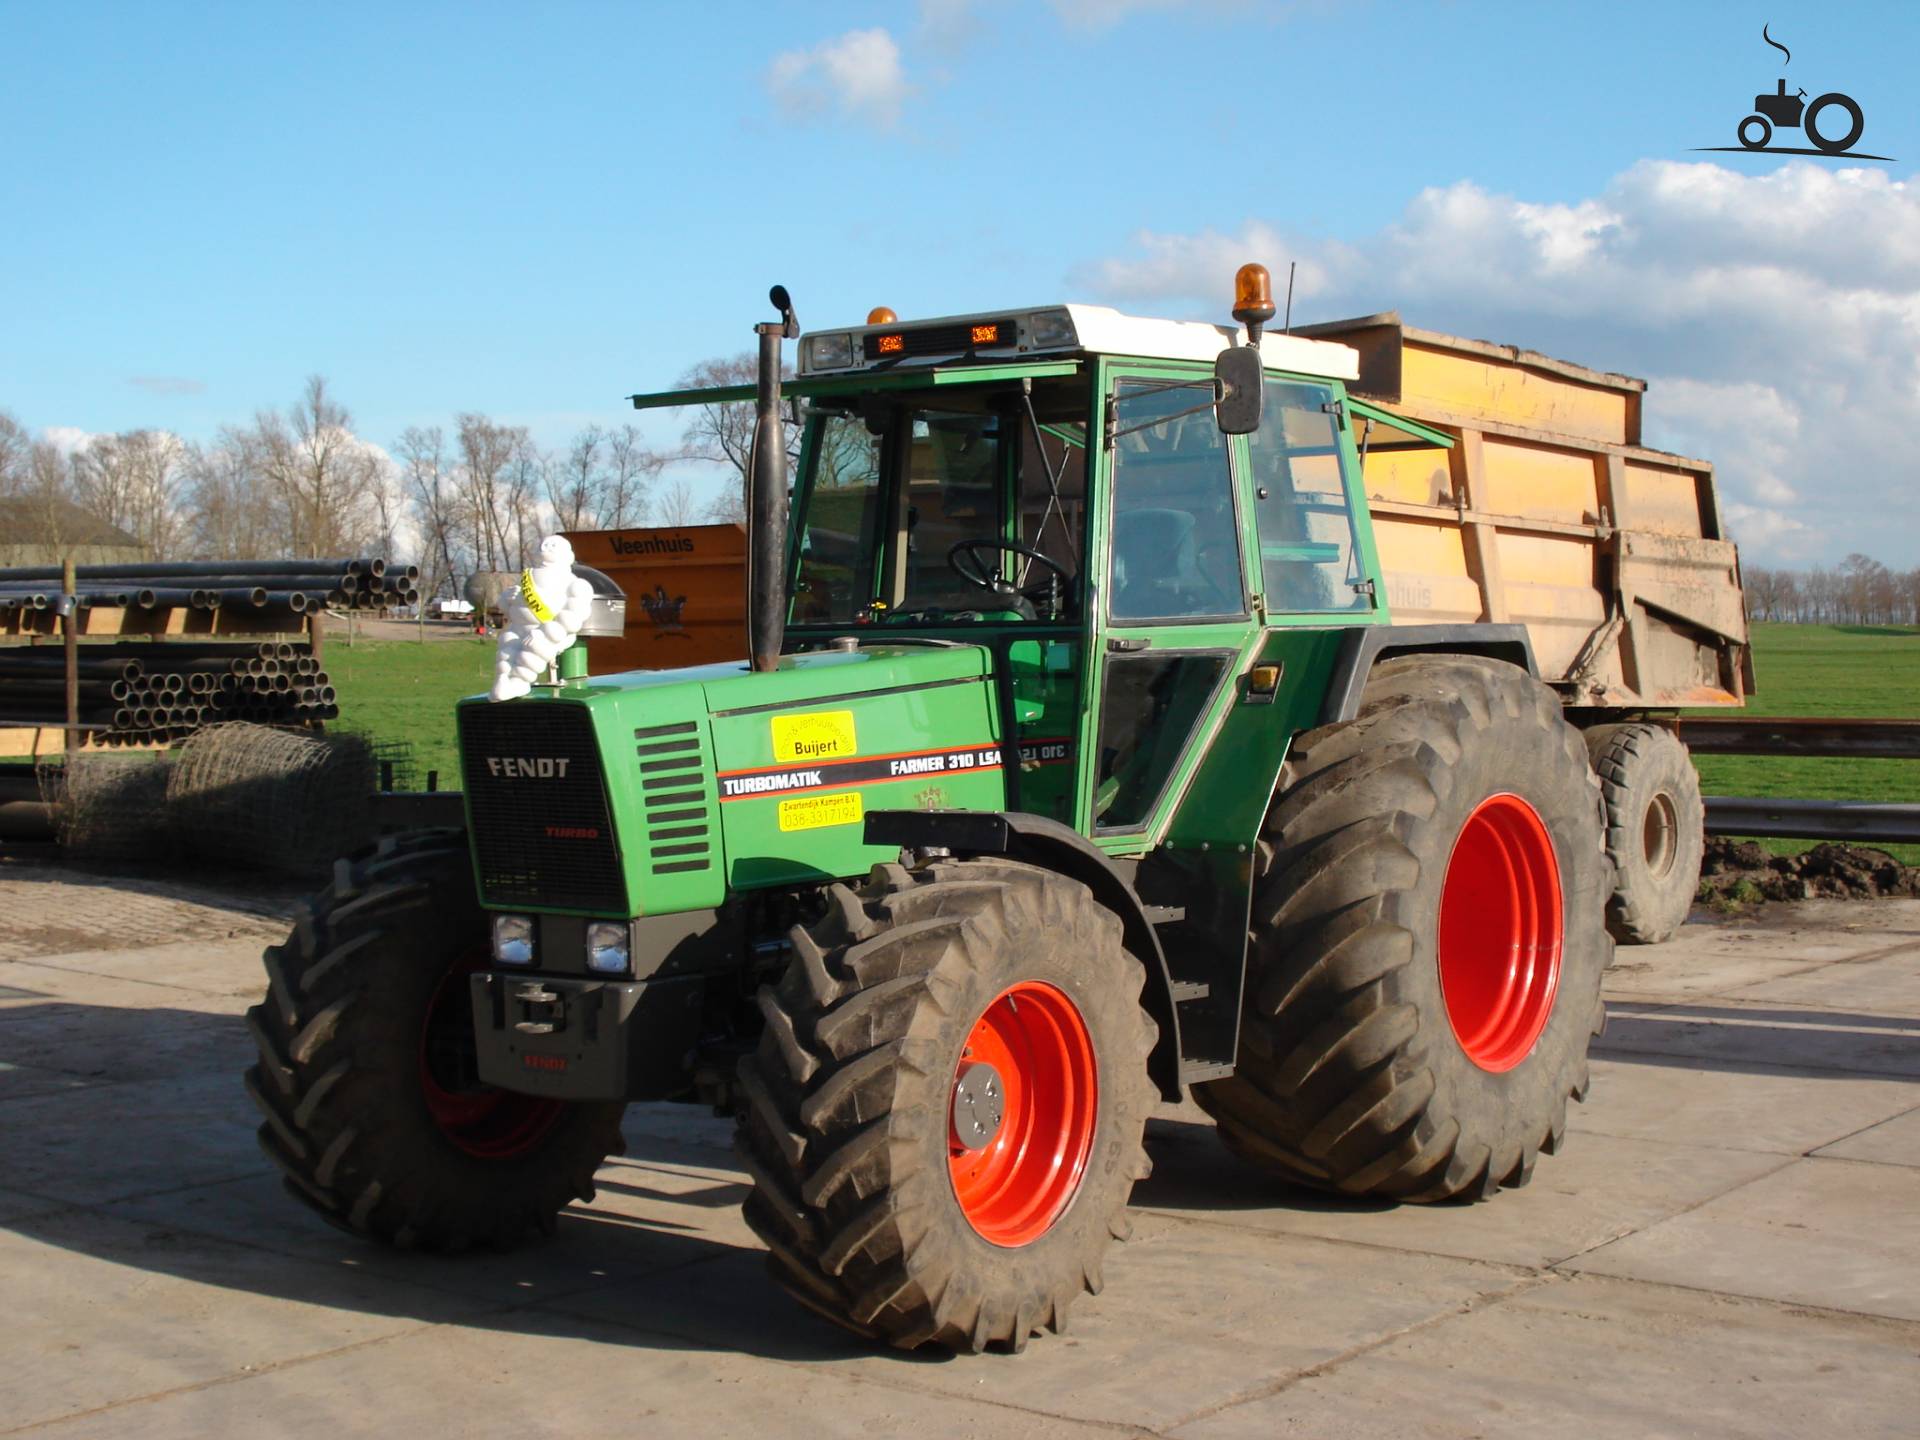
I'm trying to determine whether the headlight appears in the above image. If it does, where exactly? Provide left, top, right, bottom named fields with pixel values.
left=586, top=921, right=631, bottom=976
left=1026, top=309, right=1076, bottom=348
left=492, top=914, right=534, bottom=966
left=806, top=332, right=853, bottom=370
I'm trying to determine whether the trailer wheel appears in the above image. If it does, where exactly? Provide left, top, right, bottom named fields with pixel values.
left=244, top=830, right=626, bottom=1249
left=1585, top=723, right=1704, bottom=945
left=1193, top=656, right=1609, bottom=1202
left=736, top=858, right=1156, bottom=1352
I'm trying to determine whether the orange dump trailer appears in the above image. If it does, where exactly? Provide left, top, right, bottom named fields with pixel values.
left=560, top=524, right=748, bottom=673
left=1297, top=313, right=1751, bottom=709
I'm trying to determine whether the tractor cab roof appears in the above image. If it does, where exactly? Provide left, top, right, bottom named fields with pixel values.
left=793, top=303, right=1360, bottom=381
left=627, top=303, right=1358, bottom=412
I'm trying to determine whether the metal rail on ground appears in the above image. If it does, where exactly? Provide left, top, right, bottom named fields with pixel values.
left=1676, top=716, right=1920, bottom=759
left=1703, top=796, right=1920, bottom=846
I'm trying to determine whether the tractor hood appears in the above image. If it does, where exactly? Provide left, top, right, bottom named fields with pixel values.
left=456, top=644, right=1012, bottom=917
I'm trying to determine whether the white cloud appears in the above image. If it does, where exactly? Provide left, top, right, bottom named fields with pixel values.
left=767, top=28, right=908, bottom=127
left=1045, top=0, right=1254, bottom=30
left=1077, top=160, right=1920, bottom=565
left=924, top=0, right=1263, bottom=37
left=128, top=375, right=206, bottom=397
left=41, top=426, right=102, bottom=458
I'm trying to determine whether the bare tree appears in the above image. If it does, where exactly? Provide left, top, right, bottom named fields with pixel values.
left=0, top=410, right=28, bottom=495
left=72, top=429, right=186, bottom=558
left=655, top=476, right=701, bottom=526
left=11, top=440, right=79, bottom=549
left=397, top=425, right=463, bottom=597
left=703, top=483, right=746, bottom=524
left=367, top=449, right=406, bottom=564
left=182, top=428, right=280, bottom=559
left=503, top=436, right=546, bottom=568
left=605, top=424, right=665, bottom=526
left=1738, top=554, right=1920, bottom=626
left=455, top=413, right=526, bottom=571
left=254, top=377, right=383, bottom=557
left=547, top=425, right=607, bottom=532
left=676, top=353, right=801, bottom=528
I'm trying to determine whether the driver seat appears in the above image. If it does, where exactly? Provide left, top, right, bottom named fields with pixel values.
left=1112, top=507, right=1199, bottom=619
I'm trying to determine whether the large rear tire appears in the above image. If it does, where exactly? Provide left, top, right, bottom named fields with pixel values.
left=1585, top=722, right=1704, bottom=945
left=244, top=830, right=627, bottom=1249
left=1194, top=656, right=1610, bottom=1201
left=736, top=858, right=1156, bottom=1352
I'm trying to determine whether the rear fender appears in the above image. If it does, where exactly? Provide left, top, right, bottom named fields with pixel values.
left=1320, top=623, right=1537, bottom=725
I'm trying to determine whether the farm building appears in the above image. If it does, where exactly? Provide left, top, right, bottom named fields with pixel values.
left=0, top=496, right=146, bottom=568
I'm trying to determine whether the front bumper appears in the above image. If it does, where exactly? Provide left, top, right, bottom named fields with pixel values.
left=470, top=970, right=705, bottom=1101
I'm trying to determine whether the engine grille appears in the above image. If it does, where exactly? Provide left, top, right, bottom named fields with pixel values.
left=635, top=721, right=711, bottom=876
left=459, top=701, right=626, bottom=912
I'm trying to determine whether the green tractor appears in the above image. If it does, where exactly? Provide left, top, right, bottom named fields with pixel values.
left=246, top=271, right=1609, bottom=1352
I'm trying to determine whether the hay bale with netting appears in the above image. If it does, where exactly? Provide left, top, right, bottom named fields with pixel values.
left=166, top=722, right=375, bottom=875
left=55, top=753, right=174, bottom=861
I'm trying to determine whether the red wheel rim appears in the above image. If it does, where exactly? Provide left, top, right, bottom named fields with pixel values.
left=1438, top=793, right=1564, bottom=1073
left=947, top=982, right=1098, bottom=1248
left=418, top=957, right=565, bottom=1159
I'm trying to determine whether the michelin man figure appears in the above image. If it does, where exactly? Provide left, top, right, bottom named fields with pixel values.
left=490, top=534, right=596, bottom=701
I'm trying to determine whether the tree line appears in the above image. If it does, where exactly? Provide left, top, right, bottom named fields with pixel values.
left=1743, top=555, right=1920, bottom=626
left=0, top=356, right=774, bottom=601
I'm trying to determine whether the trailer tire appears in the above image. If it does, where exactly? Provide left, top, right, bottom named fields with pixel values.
left=736, top=858, right=1156, bottom=1352
left=1193, top=655, right=1609, bottom=1202
left=244, top=829, right=626, bottom=1250
left=1585, top=723, right=1704, bottom=945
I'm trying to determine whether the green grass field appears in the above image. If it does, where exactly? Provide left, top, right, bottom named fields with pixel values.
left=35, top=622, right=1914, bottom=854
left=1686, top=622, right=1920, bottom=861
left=326, top=636, right=495, bottom=786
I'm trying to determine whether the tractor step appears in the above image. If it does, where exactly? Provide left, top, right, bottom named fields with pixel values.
left=1169, top=980, right=1210, bottom=1002
left=1178, top=1058, right=1234, bottom=1085
left=1144, top=905, right=1187, bottom=925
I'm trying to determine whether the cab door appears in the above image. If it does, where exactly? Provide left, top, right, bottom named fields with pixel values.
left=1077, top=362, right=1263, bottom=848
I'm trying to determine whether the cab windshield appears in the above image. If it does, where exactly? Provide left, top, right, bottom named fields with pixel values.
left=788, top=376, right=1087, bottom=626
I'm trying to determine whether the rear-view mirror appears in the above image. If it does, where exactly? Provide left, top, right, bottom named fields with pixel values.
left=1214, top=346, right=1263, bottom=434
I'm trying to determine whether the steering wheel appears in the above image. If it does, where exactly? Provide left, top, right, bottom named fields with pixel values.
left=947, top=539, right=1071, bottom=618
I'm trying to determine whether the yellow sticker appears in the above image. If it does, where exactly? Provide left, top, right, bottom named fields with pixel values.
left=770, top=709, right=857, bottom=763
left=517, top=569, right=555, bottom=623
left=778, top=791, right=863, bottom=832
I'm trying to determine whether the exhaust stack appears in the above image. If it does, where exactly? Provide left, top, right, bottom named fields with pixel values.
left=749, top=285, right=798, bottom=673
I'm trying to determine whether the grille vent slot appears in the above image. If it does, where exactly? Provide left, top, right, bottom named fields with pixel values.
left=635, top=721, right=711, bottom=876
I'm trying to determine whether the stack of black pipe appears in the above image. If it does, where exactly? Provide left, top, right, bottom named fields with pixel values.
left=0, top=641, right=339, bottom=746
left=0, top=557, right=420, bottom=614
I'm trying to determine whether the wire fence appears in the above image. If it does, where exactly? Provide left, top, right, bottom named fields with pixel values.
left=54, top=722, right=390, bottom=875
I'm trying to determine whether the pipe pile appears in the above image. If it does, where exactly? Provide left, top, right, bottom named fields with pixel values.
left=0, top=557, right=421, bottom=614
left=0, top=641, right=338, bottom=747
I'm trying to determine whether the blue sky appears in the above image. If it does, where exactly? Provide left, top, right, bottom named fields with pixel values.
left=3, top=1, right=1915, bottom=563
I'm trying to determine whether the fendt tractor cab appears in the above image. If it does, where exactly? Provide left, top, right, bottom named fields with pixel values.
left=248, top=271, right=1610, bottom=1353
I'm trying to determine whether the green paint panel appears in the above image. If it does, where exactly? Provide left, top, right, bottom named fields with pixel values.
left=1165, top=628, right=1352, bottom=850
left=705, top=646, right=1009, bottom=890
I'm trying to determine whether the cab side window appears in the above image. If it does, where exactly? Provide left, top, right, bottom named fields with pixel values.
left=1247, top=384, right=1370, bottom=613
left=1107, top=381, right=1246, bottom=622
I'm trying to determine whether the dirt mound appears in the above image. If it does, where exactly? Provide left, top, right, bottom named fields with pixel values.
left=1699, top=837, right=1920, bottom=904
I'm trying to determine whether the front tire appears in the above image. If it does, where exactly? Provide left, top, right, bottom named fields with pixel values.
left=244, top=830, right=626, bottom=1249
left=735, top=858, right=1156, bottom=1352
left=1194, top=656, right=1610, bottom=1202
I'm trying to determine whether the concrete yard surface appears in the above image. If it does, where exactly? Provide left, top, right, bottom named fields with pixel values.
left=1, top=862, right=1916, bottom=1438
